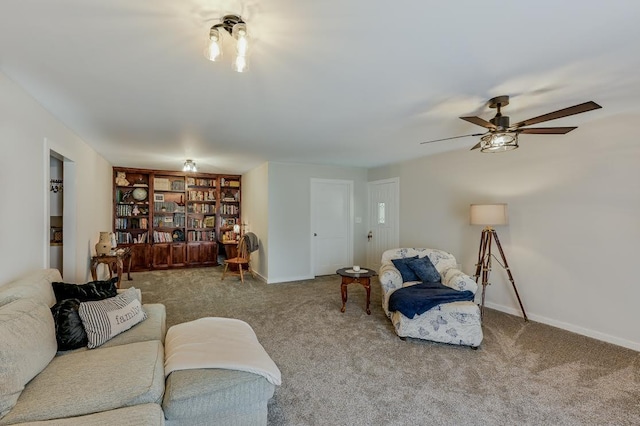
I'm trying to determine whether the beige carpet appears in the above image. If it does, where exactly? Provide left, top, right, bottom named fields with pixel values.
left=123, top=267, right=640, bottom=425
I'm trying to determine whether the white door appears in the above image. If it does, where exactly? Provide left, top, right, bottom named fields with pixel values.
left=311, top=179, right=353, bottom=276
left=367, top=178, right=399, bottom=271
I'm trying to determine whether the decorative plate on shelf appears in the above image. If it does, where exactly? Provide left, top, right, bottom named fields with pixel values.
left=132, top=188, right=148, bottom=201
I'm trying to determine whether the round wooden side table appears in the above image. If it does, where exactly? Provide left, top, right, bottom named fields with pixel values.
left=336, top=267, right=377, bottom=315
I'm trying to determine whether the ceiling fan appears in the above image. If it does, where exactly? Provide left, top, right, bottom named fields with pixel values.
left=421, top=95, right=602, bottom=152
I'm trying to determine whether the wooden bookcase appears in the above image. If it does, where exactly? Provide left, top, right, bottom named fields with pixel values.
left=112, top=167, right=241, bottom=271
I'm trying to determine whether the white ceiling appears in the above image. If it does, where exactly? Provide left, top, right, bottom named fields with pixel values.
left=1, top=1, right=639, bottom=174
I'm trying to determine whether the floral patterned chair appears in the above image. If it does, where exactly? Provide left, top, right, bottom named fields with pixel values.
left=379, top=248, right=483, bottom=347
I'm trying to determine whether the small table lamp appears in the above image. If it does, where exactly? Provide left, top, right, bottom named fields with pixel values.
left=470, top=204, right=527, bottom=320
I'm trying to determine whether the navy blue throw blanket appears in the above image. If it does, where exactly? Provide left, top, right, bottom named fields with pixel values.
left=388, top=282, right=474, bottom=318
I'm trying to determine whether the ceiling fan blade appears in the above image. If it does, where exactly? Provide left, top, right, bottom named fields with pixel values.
left=460, top=116, right=497, bottom=130
left=420, top=133, right=485, bottom=145
left=511, top=101, right=602, bottom=128
left=518, top=127, right=577, bottom=134
left=470, top=142, right=482, bottom=150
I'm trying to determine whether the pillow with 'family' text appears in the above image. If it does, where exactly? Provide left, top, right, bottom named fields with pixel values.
left=78, top=287, right=146, bottom=349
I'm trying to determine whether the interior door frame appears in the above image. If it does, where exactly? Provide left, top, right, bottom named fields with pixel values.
left=310, top=178, right=354, bottom=277
left=44, top=138, right=77, bottom=280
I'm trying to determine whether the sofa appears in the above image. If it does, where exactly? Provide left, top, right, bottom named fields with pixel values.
left=379, top=248, right=483, bottom=347
left=0, top=269, right=276, bottom=425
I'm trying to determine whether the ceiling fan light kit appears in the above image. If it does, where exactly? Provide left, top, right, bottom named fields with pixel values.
left=421, top=95, right=602, bottom=152
left=205, top=14, right=249, bottom=72
left=480, top=132, right=518, bottom=153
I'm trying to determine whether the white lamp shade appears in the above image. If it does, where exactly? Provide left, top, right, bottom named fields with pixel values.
left=470, top=204, right=508, bottom=226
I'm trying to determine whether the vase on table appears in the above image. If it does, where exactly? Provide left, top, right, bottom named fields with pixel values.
left=95, top=232, right=112, bottom=256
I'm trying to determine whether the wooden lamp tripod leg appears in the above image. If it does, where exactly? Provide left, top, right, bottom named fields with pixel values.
left=475, top=228, right=492, bottom=319
left=491, top=229, right=528, bottom=321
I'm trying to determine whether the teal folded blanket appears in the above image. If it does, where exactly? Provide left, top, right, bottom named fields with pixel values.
left=388, top=282, right=474, bottom=318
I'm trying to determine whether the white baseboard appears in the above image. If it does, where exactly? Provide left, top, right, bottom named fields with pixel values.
left=485, top=302, right=640, bottom=352
left=249, top=271, right=267, bottom=283
left=267, top=274, right=314, bottom=284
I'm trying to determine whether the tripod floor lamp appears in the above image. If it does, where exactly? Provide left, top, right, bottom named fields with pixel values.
left=470, top=204, right=528, bottom=321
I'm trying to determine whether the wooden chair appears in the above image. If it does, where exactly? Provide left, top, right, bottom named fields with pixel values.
left=221, top=236, right=255, bottom=283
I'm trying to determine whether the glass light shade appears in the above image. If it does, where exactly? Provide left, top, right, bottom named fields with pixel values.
left=470, top=204, right=508, bottom=226
left=205, top=28, right=222, bottom=61
left=232, top=23, right=249, bottom=55
left=234, top=55, right=248, bottom=72
left=183, top=160, right=197, bottom=173
left=480, top=132, right=518, bottom=153
left=232, top=23, right=249, bottom=72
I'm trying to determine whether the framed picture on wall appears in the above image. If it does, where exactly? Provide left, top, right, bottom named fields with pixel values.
left=154, top=194, right=164, bottom=202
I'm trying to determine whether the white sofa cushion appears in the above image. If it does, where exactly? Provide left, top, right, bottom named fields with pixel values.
left=0, top=269, right=60, bottom=308
left=8, top=403, right=165, bottom=426
left=0, top=340, right=165, bottom=425
left=0, top=298, right=57, bottom=419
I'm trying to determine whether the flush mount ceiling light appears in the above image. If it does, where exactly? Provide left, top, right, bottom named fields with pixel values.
left=183, top=159, right=197, bottom=173
left=205, top=14, right=249, bottom=73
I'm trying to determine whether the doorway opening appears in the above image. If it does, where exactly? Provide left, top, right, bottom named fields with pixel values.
left=46, top=142, right=77, bottom=279
left=49, top=154, right=64, bottom=272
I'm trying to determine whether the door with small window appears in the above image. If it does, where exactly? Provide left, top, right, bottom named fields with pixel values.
left=367, top=178, right=399, bottom=271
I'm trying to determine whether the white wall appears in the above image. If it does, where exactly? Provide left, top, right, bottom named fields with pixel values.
left=267, top=162, right=368, bottom=283
left=241, top=162, right=269, bottom=279
left=0, top=71, right=112, bottom=285
left=368, top=115, right=640, bottom=350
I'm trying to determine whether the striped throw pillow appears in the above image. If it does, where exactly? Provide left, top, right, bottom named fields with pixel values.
left=78, top=287, right=147, bottom=348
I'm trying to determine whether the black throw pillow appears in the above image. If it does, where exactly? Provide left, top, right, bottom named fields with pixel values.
left=50, top=298, right=88, bottom=351
left=52, top=277, right=118, bottom=303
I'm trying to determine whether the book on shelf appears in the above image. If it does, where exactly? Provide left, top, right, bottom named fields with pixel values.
left=187, top=177, right=216, bottom=187
left=153, top=230, right=173, bottom=243
left=188, top=190, right=215, bottom=201
left=187, top=230, right=216, bottom=242
left=154, top=202, right=183, bottom=213
left=221, top=204, right=239, bottom=215
left=187, top=203, right=214, bottom=214
left=117, top=204, right=133, bottom=216
left=220, top=178, right=239, bottom=188
left=188, top=217, right=203, bottom=228
left=115, top=231, right=148, bottom=244
left=171, top=180, right=185, bottom=191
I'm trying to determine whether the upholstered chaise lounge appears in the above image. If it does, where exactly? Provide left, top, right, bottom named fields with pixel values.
left=379, top=248, right=483, bottom=347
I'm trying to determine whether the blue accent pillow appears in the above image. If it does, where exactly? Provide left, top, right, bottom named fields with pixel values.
left=406, top=256, right=441, bottom=283
left=391, top=256, right=419, bottom=282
